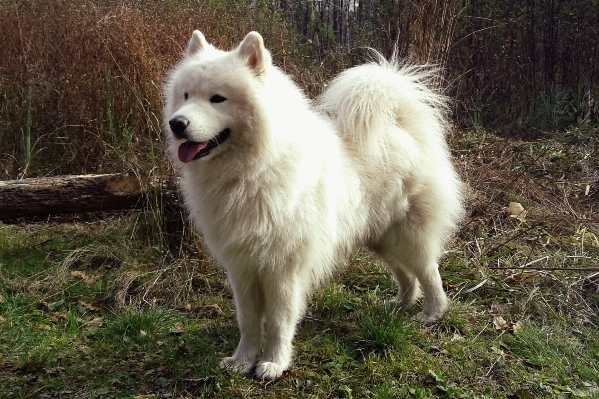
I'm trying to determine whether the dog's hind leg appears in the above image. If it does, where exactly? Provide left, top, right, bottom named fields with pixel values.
left=377, top=221, right=448, bottom=324
left=378, top=254, right=421, bottom=311
left=219, top=273, right=264, bottom=374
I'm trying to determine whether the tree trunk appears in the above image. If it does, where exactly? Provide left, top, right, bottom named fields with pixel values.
left=0, top=173, right=155, bottom=220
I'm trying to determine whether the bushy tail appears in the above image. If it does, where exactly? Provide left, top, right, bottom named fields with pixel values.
left=317, top=52, right=464, bottom=242
left=316, top=52, right=450, bottom=157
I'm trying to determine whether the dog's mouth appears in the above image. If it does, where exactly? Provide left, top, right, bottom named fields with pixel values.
left=178, top=129, right=231, bottom=163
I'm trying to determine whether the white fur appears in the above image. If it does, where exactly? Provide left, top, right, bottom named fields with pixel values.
left=163, top=31, right=464, bottom=380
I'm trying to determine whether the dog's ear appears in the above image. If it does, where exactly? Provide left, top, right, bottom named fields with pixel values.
left=187, top=30, right=208, bottom=56
left=237, top=32, right=271, bottom=75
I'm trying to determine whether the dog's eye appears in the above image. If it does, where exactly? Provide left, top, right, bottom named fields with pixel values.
left=210, top=94, right=227, bottom=103
left=184, top=92, right=189, bottom=100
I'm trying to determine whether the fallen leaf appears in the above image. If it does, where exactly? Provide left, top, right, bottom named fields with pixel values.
left=507, top=202, right=527, bottom=222
left=170, top=322, right=185, bottom=335
left=73, top=337, right=89, bottom=345
left=511, top=320, right=524, bottom=335
left=40, top=299, right=65, bottom=311
left=507, top=201, right=524, bottom=215
left=49, top=312, right=68, bottom=323
left=196, top=304, right=224, bottom=318
left=429, top=346, right=446, bottom=355
left=178, top=303, right=193, bottom=312
left=71, top=270, right=100, bottom=285
left=442, top=281, right=460, bottom=291
left=493, top=315, right=509, bottom=330
left=427, top=369, right=443, bottom=383
left=451, top=333, right=465, bottom=342
left=494, top=316, right=525, bottom=335
left=173, top=322, right=184, bottom=330
left=79, top=300, right=101, bottom=312
left=71, top=270, right=86, bottom=279
left=84, top=317, right=104, bottom=332
left=0, top=294, right=4, bottom=305
left=33, top=323, right=52, bottom=332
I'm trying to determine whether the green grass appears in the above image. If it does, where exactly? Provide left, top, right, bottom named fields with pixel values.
left=1, top=142, right=599, bottom=398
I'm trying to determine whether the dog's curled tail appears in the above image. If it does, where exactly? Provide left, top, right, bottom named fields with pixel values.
left=316, top=52, right=450, bottom=153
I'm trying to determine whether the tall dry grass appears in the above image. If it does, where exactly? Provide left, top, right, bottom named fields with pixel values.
left=0, top=0, right=308, bottom=180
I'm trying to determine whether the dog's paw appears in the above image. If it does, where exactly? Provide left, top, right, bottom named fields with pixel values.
left=254, top=361, right=285, bottom=381
left=219, top=356, right=255, bottom=374
left=412, top=311, right=443, bottom=324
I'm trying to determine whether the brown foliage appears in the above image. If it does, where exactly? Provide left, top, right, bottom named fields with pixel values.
left=0, top=0, right=300, bottom=179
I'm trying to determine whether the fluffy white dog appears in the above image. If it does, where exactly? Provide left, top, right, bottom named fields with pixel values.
left=163, top=30, right=464, bottom=380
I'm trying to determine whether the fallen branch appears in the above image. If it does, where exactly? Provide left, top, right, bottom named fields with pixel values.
left=0, top=173, right=160, bottom=220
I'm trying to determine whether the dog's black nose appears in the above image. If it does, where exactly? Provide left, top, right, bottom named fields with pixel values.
left=169, top=116, right=190, bottom=139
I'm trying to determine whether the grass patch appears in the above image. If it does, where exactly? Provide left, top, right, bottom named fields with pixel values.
left=2, top=131, right=598, bottom=397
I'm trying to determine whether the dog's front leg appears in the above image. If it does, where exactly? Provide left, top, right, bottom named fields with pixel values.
left=254, top=271, right=307, bottom=381
left=219, top=274, right=264, bottom=374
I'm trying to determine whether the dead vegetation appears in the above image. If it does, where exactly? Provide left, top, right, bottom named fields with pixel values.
left=0, top=0, right=313, bottom=179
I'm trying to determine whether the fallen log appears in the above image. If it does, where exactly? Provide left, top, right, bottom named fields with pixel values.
left=0, top=173, right=155, bottom=220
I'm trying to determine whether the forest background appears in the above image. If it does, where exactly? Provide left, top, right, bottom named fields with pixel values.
left=1, top=0, right=597, bottom=178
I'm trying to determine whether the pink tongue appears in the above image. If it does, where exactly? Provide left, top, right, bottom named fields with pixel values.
left=178, top=141, right=208, bottom=163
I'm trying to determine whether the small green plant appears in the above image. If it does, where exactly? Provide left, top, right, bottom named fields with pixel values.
left=357, top=308, right=418, bottom=351
left=99, top=308, right=181, bottom=344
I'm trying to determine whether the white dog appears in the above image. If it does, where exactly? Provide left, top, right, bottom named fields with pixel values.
left=163, top=31, right=464, bottom=380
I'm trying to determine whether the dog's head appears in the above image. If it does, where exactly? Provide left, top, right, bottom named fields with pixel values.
left=163, top=31, right=272, bottom=166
